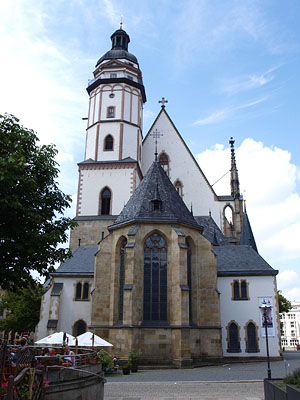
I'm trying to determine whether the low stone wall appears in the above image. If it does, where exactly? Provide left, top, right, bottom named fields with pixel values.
left=44, top=363, right=105, bottom=400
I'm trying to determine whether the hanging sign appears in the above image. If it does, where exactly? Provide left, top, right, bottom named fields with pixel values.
left=259, top=297, right=275, bottom=337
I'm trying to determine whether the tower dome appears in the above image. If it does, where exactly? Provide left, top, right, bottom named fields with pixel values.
left=96, top=28, right=138, bottom=66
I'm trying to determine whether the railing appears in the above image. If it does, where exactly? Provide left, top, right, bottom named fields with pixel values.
left=1, top=344, right=99, bottom=399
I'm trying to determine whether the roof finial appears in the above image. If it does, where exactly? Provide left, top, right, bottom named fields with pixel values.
left=150, top=128, right=163, bottom=161
left=159, top=97, right=168, bottom=109
left=190, top=203, right=193, bottom=216
left=120, top=15, right=123, bottom=29
left=229, top=137, right=240, bottom=199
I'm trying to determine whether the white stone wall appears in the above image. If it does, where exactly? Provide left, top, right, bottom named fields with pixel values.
left=280, top=301, right=300, bottom=349
left=142, top=111, right=233, bottom=229
left=218, top=275, right=280, bottom=357
left=35, top=285, right=52, bottom=341
left=85, top=83, right=142, bottom=162
left=35, top=276, right=93, bottom=341
left=78, top=167, right=138, bottom=216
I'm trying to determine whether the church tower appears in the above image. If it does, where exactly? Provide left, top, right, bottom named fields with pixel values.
left=71, top=27, right=146, bottom=250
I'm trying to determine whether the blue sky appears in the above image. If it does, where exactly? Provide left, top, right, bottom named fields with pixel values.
left=1, top=0, right=300, bottom=300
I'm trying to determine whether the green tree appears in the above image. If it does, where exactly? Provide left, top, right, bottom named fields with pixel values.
left=0, top=284, right=45, bottom=333
left=0, top=114, right=76, bottom=289
left=278, top=290, right=292, bottom=313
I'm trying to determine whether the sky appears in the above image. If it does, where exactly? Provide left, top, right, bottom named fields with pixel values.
left=1, top=0, right=299, bottom=300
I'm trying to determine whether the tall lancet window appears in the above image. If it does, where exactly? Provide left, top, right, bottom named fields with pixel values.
left=186, top=239, right=192, bottom=324
left=118, top=239, right=127, bottom=322
left=143, top=233, right=167, bottom=322
left=158, top=153, right=169, bottom=176
left=100, top=187, right=111, bottom=215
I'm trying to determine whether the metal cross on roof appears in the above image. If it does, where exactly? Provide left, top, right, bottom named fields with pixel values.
left=159, top=97, right=168, bottom=108
left=150, top=128, right=163, bottom=161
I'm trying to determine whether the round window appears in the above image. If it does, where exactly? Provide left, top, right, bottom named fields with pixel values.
left=109, top=93, right=115, bottom=98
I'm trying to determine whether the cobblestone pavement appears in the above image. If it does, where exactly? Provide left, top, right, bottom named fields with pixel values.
left=104, top=352, right=300, bottom=399
left=104, top=381, right=264, bottom=400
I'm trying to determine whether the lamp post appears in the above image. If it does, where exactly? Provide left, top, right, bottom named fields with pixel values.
left=260, top=300, right=272, bottom=379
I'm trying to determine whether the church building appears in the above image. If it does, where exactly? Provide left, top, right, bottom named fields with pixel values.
left=36, top=27, right=281, bottom=367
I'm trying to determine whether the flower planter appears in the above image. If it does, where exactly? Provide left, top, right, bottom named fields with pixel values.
left=131, top=363, right=138, bottom=373
left=89, top=358, right=97, bottom=365
left=264, top=379, right=287, bottom=400
left=287, top=384, right=300, bottom=400
left=122, top=366, right=131, bottom=375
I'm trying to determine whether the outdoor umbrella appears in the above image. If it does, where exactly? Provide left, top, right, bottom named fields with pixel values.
left=35, top=331, right=75, bottom=345
left=70, top=332, right=113, bottom=347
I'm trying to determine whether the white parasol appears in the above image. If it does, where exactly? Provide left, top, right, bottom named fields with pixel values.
left=70, top=332, right=113, bottom=347
left=35, top=331, right=75, bottom=345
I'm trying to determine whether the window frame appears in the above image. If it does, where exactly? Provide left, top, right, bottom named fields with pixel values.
left=99, top=187, right=112, bottom=215
left=107, top=106, right=115, bottom=118
left=104, top=134, right=114, bottom=151
left=75, top=281, right=90, bottom=301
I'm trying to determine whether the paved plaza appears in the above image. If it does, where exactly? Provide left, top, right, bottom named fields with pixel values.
left=104, top=351, right=300, bottom=400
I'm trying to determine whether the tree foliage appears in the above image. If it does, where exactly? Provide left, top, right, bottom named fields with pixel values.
left=0, top=284, right=45, bottom=333
left=0, top=114, right=76, bottom=289
left=278, top=290, right=292, bottom=314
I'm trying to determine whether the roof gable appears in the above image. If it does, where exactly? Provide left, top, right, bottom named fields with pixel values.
left=142, top=108, right=218, bottom=199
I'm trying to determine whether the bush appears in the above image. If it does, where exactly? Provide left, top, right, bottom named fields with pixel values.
left=128, top=349, right=141, bottom=365
left=97, top=350, right=112, bottom=369
left=284, top=368, right=300, bottom=388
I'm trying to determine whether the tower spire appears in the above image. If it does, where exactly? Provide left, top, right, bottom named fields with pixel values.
left=229, top=137, right=240, bottom=199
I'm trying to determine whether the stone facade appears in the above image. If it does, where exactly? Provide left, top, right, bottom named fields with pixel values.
left=89, top=223, right=222, bottom=367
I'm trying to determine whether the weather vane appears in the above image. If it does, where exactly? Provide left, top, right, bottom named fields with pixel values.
left=150, top=128, right=163, bottom=161
left=120, top=15, right=123, bottom=29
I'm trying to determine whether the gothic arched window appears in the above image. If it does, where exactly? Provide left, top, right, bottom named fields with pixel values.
left=143, top=233, right=167, bottom=322
left=75, top=282, right=82, bottom=300
left=158, top=153, right=169, bottom=176
left=246, top=322, right=259, bottom=353
left=118, top=239, right=127, bottom=322
left=74, top=320, right=87, bottom=337
left=186, top=239, right=192, bottom=324
left=82, top=282, right=89, bottom=300
left=233, top=281, right=240, bottom=299
left=174, top=179, right=183, bottom=197
left=104, top=135, right=113, bottom=151
left=227, top=322, right=241, bottom=352
left=100, top=187, right=111, bottom=215
left=241, top=281, right=247, bottom=299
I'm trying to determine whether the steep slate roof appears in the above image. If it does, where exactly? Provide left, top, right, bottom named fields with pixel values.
left=214, top=245, right=277, bottom=276
left=194, top=216, right=230, bottom=245
left=110, top=161, right=201, bottom=230
left=240, top=211, right=258, bottom=252
left=51, top=246, right=97, bottom=276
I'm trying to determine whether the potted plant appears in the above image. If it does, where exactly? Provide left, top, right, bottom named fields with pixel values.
left=128, top=349, right=141, bottom=373
left=97, top=350, right=112, bottom=373
left=121, top=362, right=131, bottom=375
left=88, top=353, right=97, bottom=364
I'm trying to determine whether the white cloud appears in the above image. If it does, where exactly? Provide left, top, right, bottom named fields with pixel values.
left=221, top=66, right=280, bottom=95
left=193, top=97, right=267, bottom=126
left=197, top=139, right=300, bottom=300
left=143, top=109, right=156, bottom=119
left=193, top=109, right=230, bottom=126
